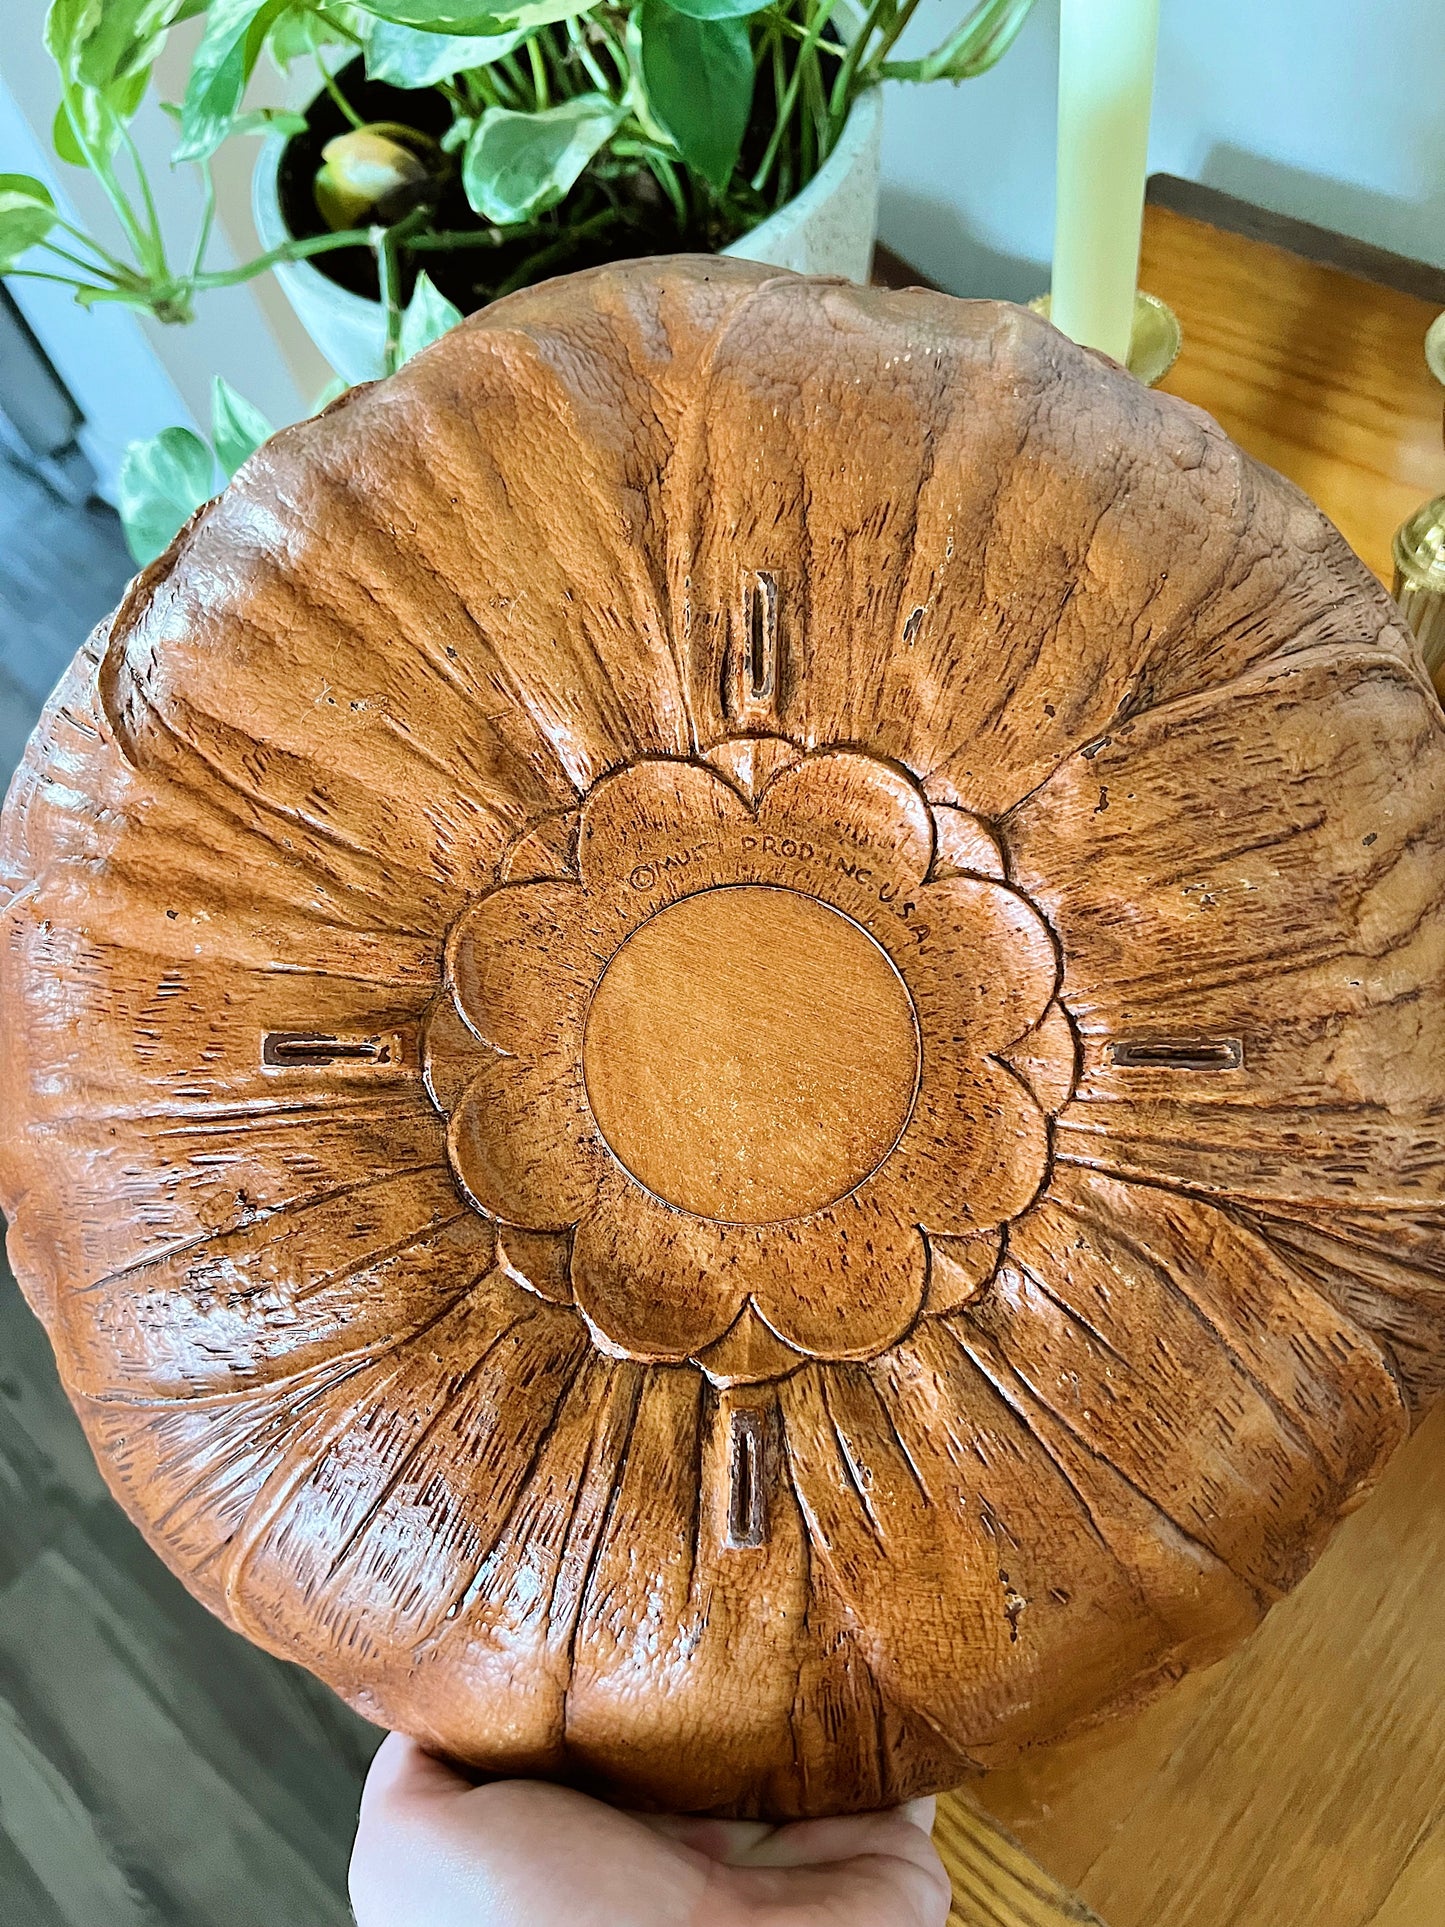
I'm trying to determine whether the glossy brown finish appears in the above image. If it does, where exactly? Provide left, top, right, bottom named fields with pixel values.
left=580, top=884, right=922, bottom=1224
left=3, top=257, right=1445, bottom=1821
left=954, top=196, right=1445, bottom=1927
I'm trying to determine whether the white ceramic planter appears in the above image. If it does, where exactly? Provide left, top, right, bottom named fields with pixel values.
left=252, top=88, right=883, bottom=384
left=723, top=85, right=882, bottom=283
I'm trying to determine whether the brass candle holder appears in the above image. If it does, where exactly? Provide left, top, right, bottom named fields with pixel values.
left=1029, top=289, right=1183, bottom=388
left=1393, top=313, right=1445, bottom=694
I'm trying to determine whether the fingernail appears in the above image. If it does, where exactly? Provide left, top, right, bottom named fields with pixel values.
left=900, top=1796, right=937, bottom=1835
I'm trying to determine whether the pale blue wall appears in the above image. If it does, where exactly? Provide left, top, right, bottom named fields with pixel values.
left=879, top=0, right=1445, bottom=301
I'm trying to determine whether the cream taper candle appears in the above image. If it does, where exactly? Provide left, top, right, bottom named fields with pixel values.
left=1051, top=0, right=1161, bottom=365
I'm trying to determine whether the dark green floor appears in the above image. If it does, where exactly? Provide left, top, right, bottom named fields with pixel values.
left=1, top=452, right=379, bottom=1924
left=0, top=1248, right=381, bottom=1926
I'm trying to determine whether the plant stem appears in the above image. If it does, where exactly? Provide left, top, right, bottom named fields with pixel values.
left=826, top=0, right=892, bottom=129
left=593, top=17, right=632, bottom=92
left=378, top=224, right=404, bottom=373
left=118, top=120, right=168, bottom=275
left=773, top=16, right=847, bottom=54
left=38, top=238, right=127, bottom=284
left=566, top=16, right=612, bottom=92
left=771, top=29, right=792, bottom=203
left=313, top=6, right=365, bottom=44
left=318, top=58, right=366, bottom=130
left=753, top=0, right=842, bottom=192
left=539, top=23, right=578, bottom=101
left=527, top=36, right=550, bottom=108
left=409, top=224, right=545, bottom=250
left=187, top=165, right=217, bottom=280
left=471, top=64, right=511, bottom=109
left=490, top=204, right=627, bottom=298
left=188, top=225, right=376, bottom=290
left=649, top=151, right=688, bottom=228
left=5, top=268, right=113, bottom=292
left=801, top=14, right=827, bottom=176
left=375, top=207, right=431, bottom=371
left=609, top=133, right=688, bottom=221
left=618, top=141, right=687, bottom=226
left=53, top=213, right=132, bottom=278
left=58, top=92, right=154, bottom=268
left=69, top=283, right=193, bottom=320
left=858, top=0, right=923, bottom=73
left=869, top=0, right=1033, bottom=83
left=492, top=50, right=538, bottom=110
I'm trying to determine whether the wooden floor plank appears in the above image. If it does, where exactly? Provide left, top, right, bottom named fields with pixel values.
left=971, top=1402, right=1445, bottom=1927
left=1368, top=1821, right=1445, bottom=1927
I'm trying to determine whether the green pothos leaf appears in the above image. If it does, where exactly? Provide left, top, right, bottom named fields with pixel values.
left=210, top=376, right=274, bottom=478
left=363, top=16, right=528, bottom=85
left=462, top=91, right=624, bottom=224
left=0, top=175, right=59, bottom=272
left=46, top=0, right=159, bottom=159
left=653, top=0, right=771, bottom=19
left=638, top=0, right=752, bottom=190
left=227, top=106, right=310, bottom=138
left=173, top=0, right=287, bottom=163
left=266, top=2, right=370, bottom=70
left=356, top=0, right=587, bottom=34
left=75, top=0, right=179, bottom=89
left=117, top=425, right=214, bottom=566
left=398, top=268, right=463, bottom=362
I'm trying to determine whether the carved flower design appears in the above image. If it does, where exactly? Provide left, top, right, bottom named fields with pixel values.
left=424, top=740, right=1076, bottom=1385
left=11, top=262, right=1443, bottom=1819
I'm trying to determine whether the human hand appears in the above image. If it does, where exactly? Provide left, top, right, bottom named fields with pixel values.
left=350, top=1731, right=952, bottom=1927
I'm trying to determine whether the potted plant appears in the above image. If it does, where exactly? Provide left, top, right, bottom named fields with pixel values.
left=249, top=22, right=890, bottom=382
left=1, top=0, right=1034, bottom=550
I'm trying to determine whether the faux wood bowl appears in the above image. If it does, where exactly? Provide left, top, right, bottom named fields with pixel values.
left=4, top=258, right=1445, bottom=1820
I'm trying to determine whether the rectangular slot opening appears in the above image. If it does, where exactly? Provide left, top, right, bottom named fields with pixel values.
left=262, top=1032, right=399, bottom=1069
left=1109, top=1037, right=1244, bottom=1072
left=726, top=1408, right=767, bottom=1550
left=744, top=571, right=778, bottom=707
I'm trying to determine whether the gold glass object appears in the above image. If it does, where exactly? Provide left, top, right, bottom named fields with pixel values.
left=1029, top=289, right=1183, bottom=388
left=1393, top=312, right=1445, bottom=693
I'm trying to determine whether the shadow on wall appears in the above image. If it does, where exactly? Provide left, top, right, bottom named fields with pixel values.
left=883, top=144, right=1445, bottom=313
left=876, top=186, right=1048, bottom=304
left=1200, top=144, right=1445, bottom=273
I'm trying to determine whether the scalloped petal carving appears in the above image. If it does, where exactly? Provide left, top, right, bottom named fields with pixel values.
left=2, top=260, right=1441, bottom=1823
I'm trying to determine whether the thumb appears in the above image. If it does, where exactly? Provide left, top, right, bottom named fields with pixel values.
left=717, top=1804, right=952, bottom=1927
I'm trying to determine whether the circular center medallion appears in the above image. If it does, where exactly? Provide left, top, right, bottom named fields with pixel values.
left=582, top=885, right=920, bottom=1224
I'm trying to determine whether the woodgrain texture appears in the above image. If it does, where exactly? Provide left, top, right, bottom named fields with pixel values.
left=941, top=198, right=1445, bottom=1927
left=1141, top=199, right=1444, bottom=589
left=971, top=1399, right=1445, bottom=1927
left=3, top=255, right=1445, bottom=1823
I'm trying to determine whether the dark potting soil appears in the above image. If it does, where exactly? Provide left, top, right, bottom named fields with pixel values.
left=276, top=59, right=755, bottom=315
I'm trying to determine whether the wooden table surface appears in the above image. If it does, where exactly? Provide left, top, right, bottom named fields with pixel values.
left=1143, top=189, right=1443, bottom=590
left=933, top=188, right=1445, bottom=1927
